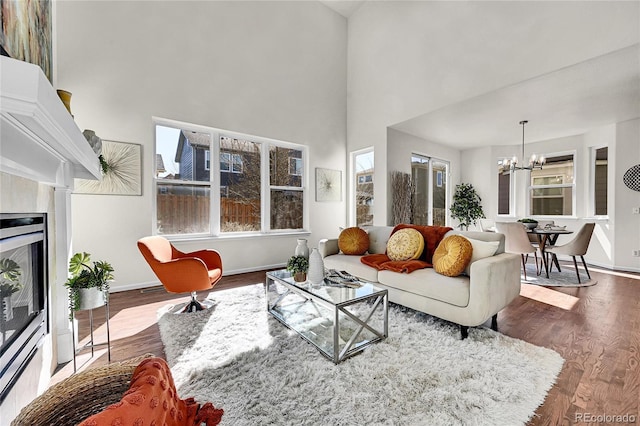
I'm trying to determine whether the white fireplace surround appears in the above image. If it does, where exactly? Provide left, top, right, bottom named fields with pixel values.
left=0, top=55, right=102, bottom=365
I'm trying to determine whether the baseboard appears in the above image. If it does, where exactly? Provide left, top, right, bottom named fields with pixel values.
left=109, top=263, right=287, bottom=293
left=551, top=255, right=639, bottom=274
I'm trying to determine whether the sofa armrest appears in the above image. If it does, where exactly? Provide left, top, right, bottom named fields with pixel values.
left=318, top=238, right=339, bottom=258
left=468, top=252, right=521, bottom=318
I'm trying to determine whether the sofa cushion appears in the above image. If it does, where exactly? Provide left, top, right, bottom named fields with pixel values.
left=464, top=237, right=500, bottom=275
left=323, top=254, right=380, bottom=282
left=338, top=227, right=370, bottom=255
left=386, top=228, right=425, bottom=261
left=378, top=269, right=470, bottom=307
left=433, top=235, right=473, bottom=277
left=362, top=226, right=394, bottom=254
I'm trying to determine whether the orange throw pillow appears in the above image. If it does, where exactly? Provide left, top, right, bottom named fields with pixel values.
left=338, top=227, right=370, bottom=255
left=433, top=235, right=473, bottom=277
left=79, top=357, right=223, bottom=426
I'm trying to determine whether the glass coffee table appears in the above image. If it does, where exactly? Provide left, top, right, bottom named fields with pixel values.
left=265, top=269, right=388, bottom=364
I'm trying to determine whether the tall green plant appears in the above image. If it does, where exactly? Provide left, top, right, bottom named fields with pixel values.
left=450, top=183, right=485, bottom=230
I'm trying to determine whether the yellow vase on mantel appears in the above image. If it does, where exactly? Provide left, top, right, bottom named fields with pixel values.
left=56, top=89, right=72, bottom=115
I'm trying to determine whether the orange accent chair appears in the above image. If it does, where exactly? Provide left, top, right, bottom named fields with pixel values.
left=137, top=236, right=223, bottom=312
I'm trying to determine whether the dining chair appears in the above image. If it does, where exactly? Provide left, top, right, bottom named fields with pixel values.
left=544, top=223, right=595, bottom=283
left=137, top=236, right=223, bottom=312
left=495, top=222, right=539, bottom=280
left=479, top=219, right=496, bottom=232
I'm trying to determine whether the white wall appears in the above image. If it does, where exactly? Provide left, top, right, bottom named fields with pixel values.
left=347, top=1, right=639, bottom=225
left=614, top=119, right=640, bottom=271
left=56, top=1, right=347, bottom=290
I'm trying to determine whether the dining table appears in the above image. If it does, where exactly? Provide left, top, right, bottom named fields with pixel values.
left=528, top=228, right=573, bottom=278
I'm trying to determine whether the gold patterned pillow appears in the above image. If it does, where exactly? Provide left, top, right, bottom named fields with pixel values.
left=338, top=227, right=370, bottom=255
left=386, top=228, right=425, bottom=261
left=433, top=235, right=473, bottom=277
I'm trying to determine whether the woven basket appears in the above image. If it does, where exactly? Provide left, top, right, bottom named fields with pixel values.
left=11, top=353, right=154, bottom=426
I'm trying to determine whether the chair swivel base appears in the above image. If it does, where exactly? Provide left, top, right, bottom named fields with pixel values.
left=182, top=299, right=206, bottom=313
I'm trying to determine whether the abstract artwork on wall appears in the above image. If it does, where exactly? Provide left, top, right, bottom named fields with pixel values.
left=316, top=168, right=341, bottom=202
left=74, top=141, right=142, bottom=195
left=0, top=0, right=53, bottom=82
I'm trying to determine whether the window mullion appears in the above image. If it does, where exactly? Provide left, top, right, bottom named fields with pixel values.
left=211, top=131, right=221, bottom=236
left=262, top=142, right=270, bottom=232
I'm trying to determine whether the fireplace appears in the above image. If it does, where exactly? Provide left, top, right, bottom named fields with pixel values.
left=0, top=213, right=48, bottom=403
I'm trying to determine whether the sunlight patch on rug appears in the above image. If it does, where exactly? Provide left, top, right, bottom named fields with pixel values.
left=158, top=284, right=564, bottom=425
left=521, top=262, right=597, bottom=287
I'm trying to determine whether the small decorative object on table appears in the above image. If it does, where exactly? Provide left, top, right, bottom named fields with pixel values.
left=325, top=269, right=362, bottom=288
left=286, top=255, right=309, bottom=282
left=517, top=218, right=539, bottom=230
left=294, top=238, right=309, bottom=259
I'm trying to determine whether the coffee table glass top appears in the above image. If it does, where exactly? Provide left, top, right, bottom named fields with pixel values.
left=265, top=269, right=388, bottom=363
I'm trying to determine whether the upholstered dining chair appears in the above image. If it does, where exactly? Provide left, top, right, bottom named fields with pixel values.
left=479, top=219, right=496, bottom=232
left=544, top=223, right=595, bottom=283
left=495, top=222, right=539, bottom=280
left=137, top=236, right=223, bottom=312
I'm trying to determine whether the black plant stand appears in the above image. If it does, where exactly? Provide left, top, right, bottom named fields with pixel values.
left=72, top=299, right=111, bottom=372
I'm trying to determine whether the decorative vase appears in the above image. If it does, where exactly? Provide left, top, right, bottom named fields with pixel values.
left=2, top=296, right=13, bottom=321
left=56, top=89, right=72, bottom=115
left=294, top=239, right=309, bottom=259
left=78, top=287, right=105, bottom=311
left=293, top=272, right=307, bottom=282
left=308, top=248, right=325, bottom=286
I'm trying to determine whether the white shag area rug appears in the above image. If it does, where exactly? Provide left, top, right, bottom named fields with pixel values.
left=158, top=284, right=564, bottom=426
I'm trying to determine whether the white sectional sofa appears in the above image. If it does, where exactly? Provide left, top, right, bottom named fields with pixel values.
left=318, top=226, right=521, bottom=338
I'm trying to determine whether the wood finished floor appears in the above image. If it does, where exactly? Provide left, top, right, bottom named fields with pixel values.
left=57, top=265, right=640, bottom=425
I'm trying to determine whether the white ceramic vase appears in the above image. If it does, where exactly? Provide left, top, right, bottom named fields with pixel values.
left=308, top=248, right=325, bottom=285
left=294, top=239, right=309, bottom=259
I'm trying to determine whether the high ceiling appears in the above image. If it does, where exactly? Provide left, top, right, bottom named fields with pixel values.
left=392, top=44, right=640, bottom=150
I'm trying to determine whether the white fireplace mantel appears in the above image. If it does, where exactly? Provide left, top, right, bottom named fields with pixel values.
left=0, top=56, right=101, bottom=186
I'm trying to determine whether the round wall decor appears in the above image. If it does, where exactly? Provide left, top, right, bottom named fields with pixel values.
left=623, top=164, right=640, bottom=192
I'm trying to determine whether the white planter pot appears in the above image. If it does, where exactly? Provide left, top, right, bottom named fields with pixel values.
left=78, top=287, right=105, bottom=311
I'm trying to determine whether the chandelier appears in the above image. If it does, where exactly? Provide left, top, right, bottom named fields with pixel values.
left=503, top=120, right=544, bottom=172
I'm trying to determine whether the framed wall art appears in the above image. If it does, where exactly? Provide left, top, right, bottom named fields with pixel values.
left=316, top=168, right=341, bottom=202
left=74, top=141, right=142, bottom=195
left=0, top=0, right=53, bottom=82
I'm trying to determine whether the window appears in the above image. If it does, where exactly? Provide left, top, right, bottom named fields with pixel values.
left=411, top=154, right=449, bottom=226
left=154, top=121, right=306, bottom=236
left=289, top=157, right=303, bottom=176
left=497, top=160, right=511, bottom=215
left=220, top=150, right=243, bottom=174
left=529, top=153, right=574, bottom=216
left=592, top=146, right=608, bottom=216
left=353, top=149, right=374, bottom=226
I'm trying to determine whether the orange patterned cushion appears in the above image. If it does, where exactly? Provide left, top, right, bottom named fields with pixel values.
left=79, top=357, right=223, bottom=426
left=338, top=227, right=370, bottom=255
left=433, top=235, right=473, bottom=277
left=386, top=228, right=425, bottom=261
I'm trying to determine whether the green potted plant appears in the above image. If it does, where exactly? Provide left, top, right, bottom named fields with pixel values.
left=1, top=258, right=22, bottom=321
left=64, top=252, right=114, bottom=319
left=286, top=255, right=309, bottom=282
left=517, top=218, right=539, bottom=230
left=450, top=183, right=485, bottom=230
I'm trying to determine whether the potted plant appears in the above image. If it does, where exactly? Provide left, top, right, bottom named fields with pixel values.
left=0, top=258, right=22, bottom=321
left=286, top=255, right=309, bottom=282
left=64, top=252, right=114, bottom=319
left=450, top=183, right=485, bottom=230
left=518, top=218, right=539, bottom=230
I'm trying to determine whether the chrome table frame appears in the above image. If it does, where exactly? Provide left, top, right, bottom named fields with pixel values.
left=265, top=270, right=388, bottom=364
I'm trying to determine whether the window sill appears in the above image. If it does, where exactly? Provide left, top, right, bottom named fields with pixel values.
left=165, top=230, right=311, bottom=243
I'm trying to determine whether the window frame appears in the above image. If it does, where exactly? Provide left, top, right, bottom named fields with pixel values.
left=590, top=145, right=608, bottom=218
left=153, top=118, right=308, bottom=238
left=527, top=150, right=577, bottom=218
left=351, top=147, right=375, bottom=227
